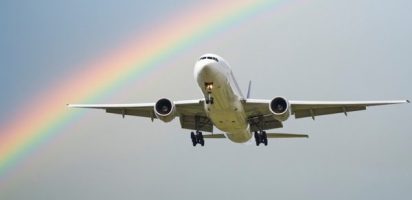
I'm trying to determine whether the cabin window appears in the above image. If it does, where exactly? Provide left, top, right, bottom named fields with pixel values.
left=199, top=56, right=219, bottom=62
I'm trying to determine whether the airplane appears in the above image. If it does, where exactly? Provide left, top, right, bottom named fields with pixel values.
left=68, top=54, right=409, bottom=146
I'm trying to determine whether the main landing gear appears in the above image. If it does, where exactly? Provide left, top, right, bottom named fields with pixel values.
left=191, top=131, right=204, bottom=146
left=254, top=131, right=268, bottom=146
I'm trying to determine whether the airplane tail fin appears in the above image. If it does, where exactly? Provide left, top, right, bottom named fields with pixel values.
left=246, top=80, right=252, bottom=99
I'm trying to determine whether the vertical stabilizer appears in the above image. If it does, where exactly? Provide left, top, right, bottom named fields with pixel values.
left=246, top=81, right=252, bottom=99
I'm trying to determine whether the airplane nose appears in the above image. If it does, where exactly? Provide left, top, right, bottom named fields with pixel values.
left=194, top=61, right=216, bottom=80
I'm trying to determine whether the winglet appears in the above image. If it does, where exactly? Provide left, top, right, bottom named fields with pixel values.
left=246, top=81, right=252, bottom=99
left=407, top=100, right=410, bottom=103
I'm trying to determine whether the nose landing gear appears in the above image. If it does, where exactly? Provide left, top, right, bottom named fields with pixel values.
left=205, top=94, right=214, bottom=104
left=204, top=82, right=214, bottom=104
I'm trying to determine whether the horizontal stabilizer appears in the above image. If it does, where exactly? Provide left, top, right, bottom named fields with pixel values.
left=202, top=133, right=307, bottom=139
left=266, top=133, right=308, bottom=138
left=203, top=134, right=226, bottom=138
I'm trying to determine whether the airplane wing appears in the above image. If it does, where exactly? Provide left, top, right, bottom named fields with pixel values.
left=68, top=103, right=155, bottom=118
left=244, top=99, right=409, bottom=120
left=289, top=100, right=409, bottom=119
left=68, top=99, right=213, bottom=132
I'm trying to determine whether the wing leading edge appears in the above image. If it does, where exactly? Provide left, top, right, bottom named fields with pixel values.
left=68, top=103, right=155, bottom=118
left=244, top=99, right=409, bottom=120
left=290, top=100, right=409, bottom=119
left=68, top=99, right=213, bottom=132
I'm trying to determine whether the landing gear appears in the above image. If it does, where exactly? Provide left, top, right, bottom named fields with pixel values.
left=254, top=131, right=268, bottom=146
left=191, top=131, right=204, bottom=146
left=205, top=83, right=214, bottom=105
left=205, top=94, right=214, bottom=104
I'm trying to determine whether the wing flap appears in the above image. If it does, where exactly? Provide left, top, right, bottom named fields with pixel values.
left=248, top=115, right=283, bottom=132
left=179, top=115, right=213, bottom=132
left=293, top=106, right=365, bottom=119
left=106, top=107, right=154, bottom=118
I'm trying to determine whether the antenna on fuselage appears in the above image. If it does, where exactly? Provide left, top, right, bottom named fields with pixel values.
left=246, top=80, right=252, bottom=99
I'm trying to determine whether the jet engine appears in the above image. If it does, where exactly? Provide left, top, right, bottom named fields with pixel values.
left=269, top=97, right=290, bottom=121
left=154, top=98, right=176, bottom=122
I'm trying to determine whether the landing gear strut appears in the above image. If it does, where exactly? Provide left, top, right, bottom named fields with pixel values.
left=205, top=93, right=214, bottom=104
left=191, top=131, right=204, bottom=146
left=254, top=131, right=268, bottom=146
left=205, top=82, right=214, bottom=104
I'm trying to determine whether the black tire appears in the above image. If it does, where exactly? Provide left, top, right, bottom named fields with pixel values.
left=198, top=132, right=205, bottom=146
left=262, top=131, right=268, bottom=146
left=197, top=132, right=203, bottom=140
left=191, top=132, right=196, bottom=146
left=255, top=132, right=260, bottom=146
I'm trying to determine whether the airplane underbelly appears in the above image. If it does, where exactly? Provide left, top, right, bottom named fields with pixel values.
left=206, top=83, right=247, bottom=131
left=207, top=98, right=251, bottom=143
left=208, top=110, right=251, bottom=143
left=209, top=110, right=246, bottom=131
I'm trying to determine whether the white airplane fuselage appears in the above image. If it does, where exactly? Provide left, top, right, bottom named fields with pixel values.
left=194, top=54, right=252, bottom=143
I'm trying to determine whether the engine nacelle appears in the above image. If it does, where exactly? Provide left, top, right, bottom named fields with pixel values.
left=154, top=98, right=176, bottom=123
left=269, top=97, right=291, bottom=121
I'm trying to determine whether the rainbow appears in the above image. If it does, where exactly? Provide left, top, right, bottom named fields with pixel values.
left=0, top=0, right=303, bottom=182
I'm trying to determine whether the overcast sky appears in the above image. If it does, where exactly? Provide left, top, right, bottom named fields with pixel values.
left=1, top=0, right=411, bottom=199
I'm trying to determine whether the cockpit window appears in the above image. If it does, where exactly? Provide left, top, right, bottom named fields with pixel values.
left=199, top=56, right=219, bottom=62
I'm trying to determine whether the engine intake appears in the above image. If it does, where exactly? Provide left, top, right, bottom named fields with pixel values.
left=154, top=98, right=176, bottom=122
left=269, top=97, right=290, bottom=121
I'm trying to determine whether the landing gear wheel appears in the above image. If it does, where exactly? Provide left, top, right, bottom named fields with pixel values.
left=190, top=132, right=196, bottom=146
left=206, top=93, right=214, bottom=104
left=191, top=131, right=205, bottom=147
left=254, top=131, right=268, bottom=146
left=262, top=131, right=268, bottom=146
left=254, top=132, right=260, bottom=146
left=197, top=132, right=204, bottom=146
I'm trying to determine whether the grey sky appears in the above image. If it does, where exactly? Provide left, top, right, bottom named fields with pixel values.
left=1, top=0, right=411, bottom=199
